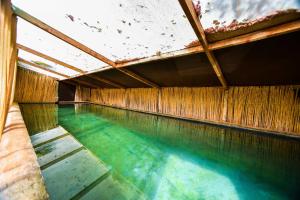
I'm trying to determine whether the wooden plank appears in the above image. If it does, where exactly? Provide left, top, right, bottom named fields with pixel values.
left=71, top=78, right=99, bottom=88
left=209, top=19, right=300, bottom=50
left=117, top=68, right=160, bottom=88
left=17, top=44, right=123, bottom=88
left=86, top=74, right=125, bottom=89
left=1, top=5, right=19, bottom=140
left=13, top=6, right=161, bottom=88
left=18, top=57, right=69, bottom=78
left=178, top=0, right=227, bottom=88
left=13, top=6, right=115, bottom=67
left=61, top=80, right=78, bottom=86
left=116, top=45, right=204, bottom=68
left=17, top=44, right=85, bottom=73
left=115, top=19, right=300, bottom=71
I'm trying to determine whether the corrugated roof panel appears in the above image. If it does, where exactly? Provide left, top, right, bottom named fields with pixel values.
left=18, top=50, right=79, bottom=77
left=18, top=62, right=66, bottom=80
left=12, top=0, right=198, bottom=61
left=17, top=18, right=108, bottom=72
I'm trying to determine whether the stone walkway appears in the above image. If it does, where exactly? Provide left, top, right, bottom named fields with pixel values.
left=0, top=103, right=48, bottom=200
left=31, top=126, right=115, bottom=200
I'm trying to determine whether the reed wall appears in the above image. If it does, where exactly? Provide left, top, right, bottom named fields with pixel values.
left=90, top=86, right=300, bottom=135
left=19, top=104, right=58, bottom=135
left=0, top=0, right=17, bottom=138
left=14, top=68, right=58, bottom=103
left=75, top=86, right=91, bottom=102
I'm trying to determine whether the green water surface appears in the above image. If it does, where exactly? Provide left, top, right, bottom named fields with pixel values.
left=20, top=103, right=300, bottom=200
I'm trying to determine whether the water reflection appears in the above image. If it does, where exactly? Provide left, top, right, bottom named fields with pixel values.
left=21, top=103, right=300, bottom=199
left=20, top=103, right=58, bottom=135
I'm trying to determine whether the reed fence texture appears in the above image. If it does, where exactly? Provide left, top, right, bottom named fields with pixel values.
left=14, top=68, right=58, bottom=103
left=19, top=104, right=58, bottom=135
left=0, top=0, right=17, bottom=138
left=90, top=86, right=300, bottom=135
left=75, top=86, right=91, bottom=102
left=78, top=103, right=300, bottom=190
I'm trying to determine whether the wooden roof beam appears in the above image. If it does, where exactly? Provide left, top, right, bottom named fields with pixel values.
left=209, top=19, right=300, bottom=51
left=117, top=20, right=300, bottom=68
left=18, top=57, right=69, bottom=78
left=17, top=43, right=85, bottom=74
left=85, top=74, right=125, bottom=88
left=13, top=6, right=115, bottom=67
left=17, top=44, right=124, bottom=88
left=14, top=6, right=159, bottom=88
left=178, top=0, right=227, bottom=88
left=71, top=79, right=99, bottom=88
left=117, top=68, right=160, bottom=88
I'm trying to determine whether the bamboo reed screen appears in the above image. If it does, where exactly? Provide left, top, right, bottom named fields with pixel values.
left=20, top=104, right=58, bottom=135
left=14, top=68, right=58, bottom=103
left=75, top=86, right=91, bottom=102
left=90, top=86, right=300, bottom=135
left=0, top=0, right=17, bottom=138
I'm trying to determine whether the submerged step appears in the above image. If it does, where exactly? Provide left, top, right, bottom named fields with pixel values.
left=31, top=126, right=68, bottom=147
left=35, top=135, right=82, bottom=167
left=42, top=149, right=109, bottom=200
left=79, top=175, right=146, bottom=200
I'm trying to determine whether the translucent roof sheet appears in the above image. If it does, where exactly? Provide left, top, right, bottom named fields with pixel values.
left=200, top=0, right=300, bottom=29
left=13, top=0, right=198, bottom=61
left=18, top=61, right=65, bottom=80
left=18, top=50, right=79, bottom=77
left=17, top=18, right=108, bottom=73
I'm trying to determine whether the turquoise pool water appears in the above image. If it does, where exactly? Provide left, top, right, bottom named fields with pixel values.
left=20, top=103, right=300, bottom=200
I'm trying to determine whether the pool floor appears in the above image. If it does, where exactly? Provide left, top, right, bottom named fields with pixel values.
left=21, top=103, right=300, bottom=200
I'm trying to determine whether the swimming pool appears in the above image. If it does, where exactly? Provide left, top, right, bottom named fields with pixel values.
left=20, top=103, right=300, bottom=199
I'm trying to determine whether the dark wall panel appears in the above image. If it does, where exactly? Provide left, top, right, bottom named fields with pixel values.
left=127, top=53, right=221, bottom=87
left=215, top=31, right=300, bottom=86
left=94, top=69, right=150, bottom=88
left=58, top=82, right=76, bottom=101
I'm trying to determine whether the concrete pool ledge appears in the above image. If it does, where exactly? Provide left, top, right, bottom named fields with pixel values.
left=0, top=103, right=48, bottom=200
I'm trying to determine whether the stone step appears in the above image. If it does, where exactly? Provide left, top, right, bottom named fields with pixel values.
left=35, top=135, right=83, bottom=168
left=31, top=126, right=68, bottom=147
left=42, top=149, right=109, bottom=200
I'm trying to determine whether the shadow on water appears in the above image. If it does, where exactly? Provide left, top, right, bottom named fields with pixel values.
left=20, top=103, right=300, bottom=199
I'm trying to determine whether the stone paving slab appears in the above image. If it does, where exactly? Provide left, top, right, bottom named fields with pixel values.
left=42, top=149, right=108, bottom=200
left=31, top=126, right=68, bottom=147
left=35, top=135, right=82, bottom=167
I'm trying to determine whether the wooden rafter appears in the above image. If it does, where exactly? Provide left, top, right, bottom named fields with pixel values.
left=17, top=44, right=124, bottom=88
left=18, top=57, right=69, bottom=78
left=86, top=74, right=125, bottom=88
left=13, top=6, right=115, bottom=67
left=93, top=19, right=300, bottom=70
left=117, top=68, right=159, bottom=88
left=71, top=79, right=99, bottom=88
left=17, top=44, right=85, bottom=73
left=178, top=0, right=227, bottom=88
left=209, top=20, right=300, bottom=51
left=14, top=6, right=160, bottom=88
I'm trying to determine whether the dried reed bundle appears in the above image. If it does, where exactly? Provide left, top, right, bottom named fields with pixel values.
left=226, top=86, right=300, bottom=133
left=0, top=0, right=17, bottom=138
left=75, top=86, right=91, bottom=102
left=89, top=86, right=300, bottom=135
left=125, top=88, right=159, bottom=112
left=14, top=68, right=58, bottom=103
left=91, top=88, right=126, bottom=107
left=20, top=104, right=58, bottom=135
